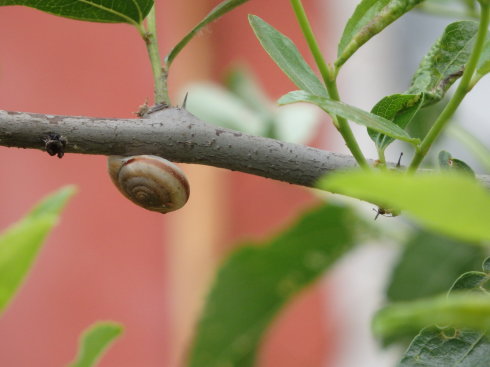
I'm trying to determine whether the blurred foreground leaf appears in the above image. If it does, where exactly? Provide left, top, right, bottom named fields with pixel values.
left=0, top=0, right=153, bottom=24
left=0, top=186, right=75, bottom=314
left=68, top=322, right=123, bottom=367
left=373, top=293, right=490, bottom=340
left=186, top=67, right=321, bottom=143
left=319, top=171, right=490, bottom=243
left=187, top=204, right=359, bottom=367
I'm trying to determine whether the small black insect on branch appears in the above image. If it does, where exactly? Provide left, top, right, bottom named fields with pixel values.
left=43, top=133, right=67, bottom=158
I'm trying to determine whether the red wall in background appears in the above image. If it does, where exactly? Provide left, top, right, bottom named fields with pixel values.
left=0, top=1, right=338, bottom=366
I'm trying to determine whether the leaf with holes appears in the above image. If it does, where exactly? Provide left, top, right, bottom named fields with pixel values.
left=336, top=0, right=423, bottom=68
left=408, top=21, right=479, bottom=104
left=0, top=0, right=153, bottom=24
left=397, top=258, right=490, bottom=366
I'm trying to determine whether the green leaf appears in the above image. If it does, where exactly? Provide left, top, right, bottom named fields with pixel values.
left=225, top=67, right=271, bottom=116
left=368, top=94, right=424, bottom=151
left=373, top=293, right=490, bottom=340
left=0, top=0, right=153, bottom=25
left=383, top=230, right=484, bottom=345
left=248, top=15, right=327, bottom=97
left=187, top=204, right=358, bottom=367
left=476, top=39, right=490, bottom=78
left=165, top=0, right=250, bottom=67
left=67, top=322, right=123, bottom=367
left=279, top=90, right=419, bottom=144
left=399, top=326, right=490, bottom=367
left=336, top=0, right=423, bottom=68
left=450, top=271, right=489, bottom=293
left=448, top=126, right=490, bottom=173
left=408, top=21, right=479, bottom=104
left=184, top=82, right=266, bottom=136
left=387, top=231, right=485, bottom=302
left=274, top=103, right=321, bottom=144
left=438, top=150, right=475, bottom=176
left=0, top=186, right=76, bottom=313
left=483, top=257, right=490, bottom=273
left=318, top=170, right=490, bottom=243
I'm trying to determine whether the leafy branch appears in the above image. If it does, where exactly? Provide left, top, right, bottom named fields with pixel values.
left=409, top=1, right=490, bottom=171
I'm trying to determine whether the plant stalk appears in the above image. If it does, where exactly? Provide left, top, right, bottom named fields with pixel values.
left=290, top=0, right=369, bottom=169
left=408, top=2, right=490, bottom=172
left=143, top=5, right=170, bottom=105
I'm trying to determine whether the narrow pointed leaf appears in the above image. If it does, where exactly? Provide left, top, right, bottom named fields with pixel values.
left=408, top=21, right=479, bottom=104
left=368, top=94, right=424, bottom=150
left=68, top=322, right=123, bottom=367
left=165, top=0, right=249, bottom=67
left=0, top=186, right=76, bottom=313
left=318, top=170, right=490, bottom=243
left=187, top=204, right=358, bottom=367
left=279, top=90, right=419, bottom=144
left=0, top=0, right=153, bottom=24
left=249, top=15, right=327, bottom=97
left=336, top=0, right=423, bottom=68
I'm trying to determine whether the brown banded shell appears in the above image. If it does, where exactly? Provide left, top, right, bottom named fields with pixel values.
left=108, top=155, right=190, bottom=213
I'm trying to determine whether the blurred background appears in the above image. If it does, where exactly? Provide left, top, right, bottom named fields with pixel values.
left=0, top=0, right=489, bottom=366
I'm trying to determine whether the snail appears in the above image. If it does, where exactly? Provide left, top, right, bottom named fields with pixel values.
left=108, top=155, right=190, bottom=213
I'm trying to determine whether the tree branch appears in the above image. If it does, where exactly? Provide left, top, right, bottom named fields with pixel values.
left=1, top=108, right=489, bottom=188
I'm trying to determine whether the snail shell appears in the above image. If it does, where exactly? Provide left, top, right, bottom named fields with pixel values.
left=108, top=155, right=190, bottom=214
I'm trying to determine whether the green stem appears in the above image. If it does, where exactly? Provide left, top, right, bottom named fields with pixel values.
left=289, top=0, right=331, bottom=87
left=408, top=2, right=490, bottom=172
left=290, top=0, right=369, bottom=170
left=142, top=5, right=170, bottom=105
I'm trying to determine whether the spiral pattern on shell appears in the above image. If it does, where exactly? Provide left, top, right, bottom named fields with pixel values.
left=108, top=155, right=190, bottom=213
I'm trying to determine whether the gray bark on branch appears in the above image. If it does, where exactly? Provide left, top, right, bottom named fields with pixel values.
left=1, top=108, right=489, bottom=188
